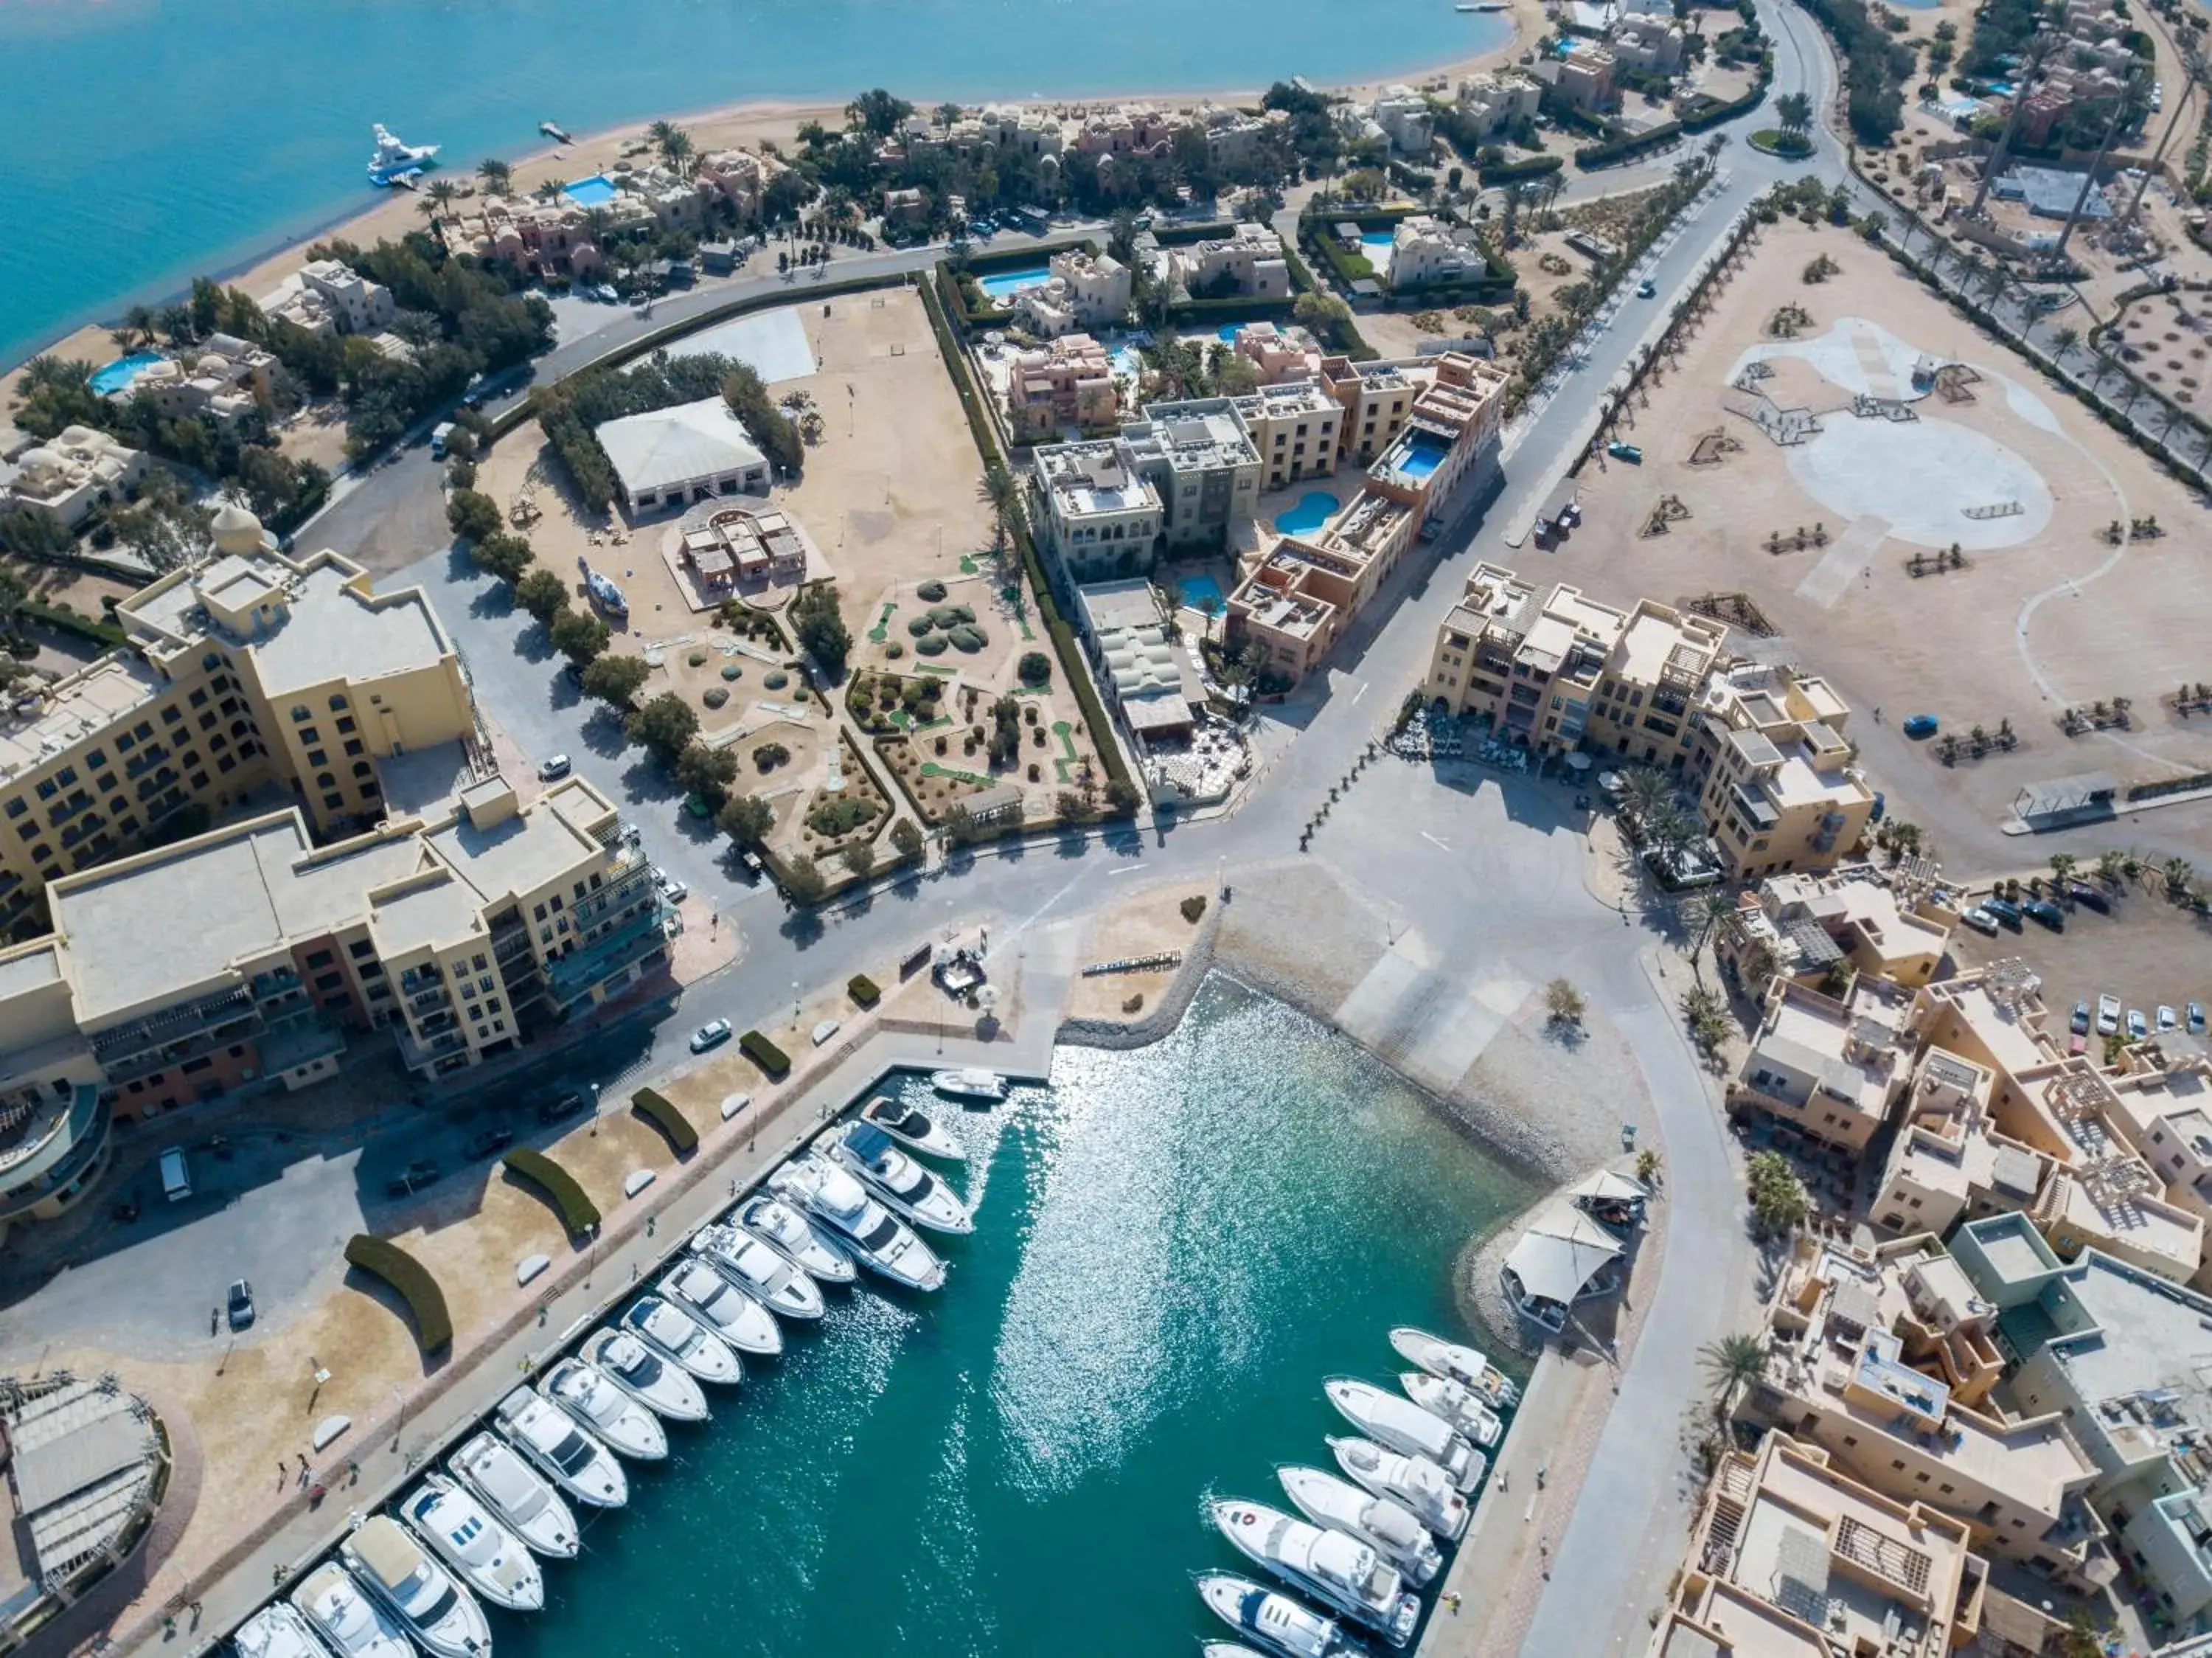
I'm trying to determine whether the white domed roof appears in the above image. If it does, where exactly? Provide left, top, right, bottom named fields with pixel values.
left=211, top=500, right=265, bottom=555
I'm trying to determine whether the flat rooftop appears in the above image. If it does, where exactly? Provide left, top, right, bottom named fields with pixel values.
left=248, top=561, right=451, bottom=698
left=0, top=656, right=166, bottom=785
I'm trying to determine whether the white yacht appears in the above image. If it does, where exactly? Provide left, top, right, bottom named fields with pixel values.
left=399, top=1475, right=543, bottom=1613
left=1399, top=1373, right=1502, bottom=1449
left=235, top=1602, right=336, bottom=1658
left=824, top=1122, right=974, bottom=1234
left=1203, top=1646, right=1272, bottom=1658
left=931, top=1067, right=1006, bottom=1103
left=1328, top=1437, right=1468, bottom=1541
left=493, top=1388, right=627, bottom=1508
left=1194, top=1572, right=1369, bottom=1658
left=291, top=1563, right=411, bottom=1658
left=860, top=1095, right=965, bottom=1160
left=734, top=1194, right=857, bottom=1285
left=692, top=1222, right=827, bottom=1318
left=339, top=1514, right=490, bottom=1658
left=542, top=1360, right=667, bottom=1460
left=1279, top=1466, right=1444, bottom=1586
left=660, top=1259, right=784, bottom=1356
left=581, top=1329, right=709, bottom=1422
left=768, top=1156, right=945, bottom=1291
left=1389, top=1326, right=1520, bottom=1407
left=449, top=1431, right=580, bottom=1557
left=1210, top=1499, right=1419, bottom=1646
left=367, top=124, right=440, bottom=186
left=1324, top=1380, right=1481, bottom=1491
left=619, top=1295, right=742, bottom=1384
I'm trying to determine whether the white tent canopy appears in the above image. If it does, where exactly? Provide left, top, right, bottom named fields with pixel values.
left=1565, top=1169, right=1649, bottom=1204
left=1504, top=1203, right=1624, bottom=1306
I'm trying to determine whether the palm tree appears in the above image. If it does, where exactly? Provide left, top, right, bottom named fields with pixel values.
left=477, top=158, right=513, bottom=194
left=1620, top=764, right=1674, bottom=824
left=534, top=179, right=565, bottom=204
left=649, top=120, right=694, bottom=171
left=422, top=178, right=459, bottom=221
left=1775, top=90, right=1814, bottom=136
left=2164, top=857, right=2197, bottom=900
left=119, top=304, right=158, bottom=350
left=2051, top=325, right=2081, bottom=361
left=19, top=355, right=88, bottom=395
left=156, top=302, right=195, bottom=348
left=1699, top=1332, right=1769, bottom=1417
left=1686, top=887, right=1738, bottom=981
left=976, top=463, right=1024, bottom=560
left=2050, top=851, right=2079, bottom=887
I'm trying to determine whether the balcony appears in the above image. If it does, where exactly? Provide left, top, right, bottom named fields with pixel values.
left=544, top=903, right=667, bottom=999
left=408, top=987, right=449, bottom=1015
left=88, top=985, right=256, bottom=1066
left=0, top=1086, right=109, bottom=1226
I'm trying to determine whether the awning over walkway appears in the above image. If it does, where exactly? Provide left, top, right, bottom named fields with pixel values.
left=1503, top=1202, right=1624, bottom=1305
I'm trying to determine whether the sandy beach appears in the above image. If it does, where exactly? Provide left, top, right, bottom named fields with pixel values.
left=1, top=4, right=1537, bottom=412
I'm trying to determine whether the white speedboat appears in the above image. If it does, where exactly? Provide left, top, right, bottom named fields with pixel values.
left=1194, top=1572, right=1369, bottom=1658
left=860, top=1095, right=965, bottom=1160
left=1204, top=1647, right=1272, bottom=1658
left=399, top=1474, right=543, bottom=1613
left=340, top=1514, right=490, bottom=1658
left=1328, top=1437, right=1468, bottom=1541
left=931, top=1067, right=1006, bottom=1103
left=692, top=1222, right=827, bottom=1319
left=1325, top=1379, right=1481, bottom=1491
left=493, top=1388, right=627, bottom=1508
left=291, top=1563, right=411, bottom=1658
left=824, top=1121, right=974, bottom=1234
left=620, top=1295, right=742, bottom=1384
left=660, top=1259, right=783, bottom=1356
left=542, top=1360, right=667, bottom=1460
left=581, top=1329, right=709, bottom=1422
left=450, top=1431, right=579, bottom=1558
left=367, top=124, right=440, bottom=186
left=1279, top=1466, right=1444, bottom=1587
left=235, top=1601, right=335, bottom=1658
left=1211, top=1499, right=1419, bottom=1646
left=734, top=1194, right=857, bottom=1285
left=1400, top=1373, right=1502, bottom=1449
left=1390, top=1326, right=1520, bottom=1407
left=769, top=1156, right=945, bottom=1291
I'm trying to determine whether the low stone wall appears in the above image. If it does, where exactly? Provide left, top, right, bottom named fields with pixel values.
left=1054, top=897, right=1224, bottom=1050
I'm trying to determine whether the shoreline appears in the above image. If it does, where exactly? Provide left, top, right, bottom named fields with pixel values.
left=1, top=11, right=1536, bottom=386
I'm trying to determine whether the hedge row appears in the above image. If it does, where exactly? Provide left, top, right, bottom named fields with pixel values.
left=849, top=974, right=882, bottom=1007
left=18, top=599, right=128, bottom=650
left=1478, top=153, right=1565, bottom=187
left=502, top=1147, right=601, bottom=1235
left=1279, top=243, right=1377, bottom=360
left=740, top=1030, right=792, bottom=1078
left=1164, top=294, right=1302, bottom=325
left=632, top=1087, right=698, bottom=1155
left=1575, top=121, right=1684, bottom=170
left=344, top=1235, right=452, bottom=1352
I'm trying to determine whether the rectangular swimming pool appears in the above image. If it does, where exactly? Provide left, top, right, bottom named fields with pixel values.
left=1175, top=572, right=1229, bottom=612
left=564, top=174, right=619, bottom=207
left=977, top=264, right=1052, bottom=299
left=1384, top=434, right=1449, bottom=482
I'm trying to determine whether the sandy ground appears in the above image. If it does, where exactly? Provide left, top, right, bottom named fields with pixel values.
left=1061, top=883, right=1211, bottom=1021
left=1551, top=216, right=2212, bottom=844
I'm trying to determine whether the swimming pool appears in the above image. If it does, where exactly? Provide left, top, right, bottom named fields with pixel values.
left=1110, top=345, right=1142, bottom=377
left=1214, top=323, right=1244, bottom=341
left=90, top=352, right=164, bottom=397
left=1385, top=433, right=1449, bottom=482
left=563, top=174, right=619, bottom=206
left=1360, top=231, right=1396, bottom=260
left=977, top=263, right=1053, bottom=299
left=1272, top=490, right=1341, bottom=535
left=1175, top=572, right=1229, bottom=612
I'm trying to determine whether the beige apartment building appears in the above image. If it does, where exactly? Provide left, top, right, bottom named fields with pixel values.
left=0, top=536, right=473, bottom=942
left=1649, top=1432, right=1989, bottom=1658
left=1690, top=662, right=1879, bottom=881
left=1718, top=866, right=1957, bottom=999
left=1731, top=974, right=1913, bottom=1154
left=0, top=773, right=668, bottom=1245
left=1228, top=380, right=1342, bottom=490
left=1745, top=1235, right=2108, bottom=1587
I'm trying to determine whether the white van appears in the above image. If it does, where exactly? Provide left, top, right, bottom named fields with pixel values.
left=429, top=422, right=456, bottom=461
left=159, top=1145, right=192, bottom=1202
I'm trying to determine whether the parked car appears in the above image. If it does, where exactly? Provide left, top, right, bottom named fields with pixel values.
left=2128, top=1007, right=2149, bottom=1041
left=2097, top=993, right=2121, bottom=1036
left=1959, top=906, right=2001, bottom=936
left=2070, top=999, right=2091, bottom=1036
left=2023, top=899, right=2065, bottom=931
left=538, top=1090, right=588, bottom=1125
left=2066, top=881, right=2110, bottom=914
left=226, top=1279, right=255, bottom=1330
left=1902, top=713, right=1940, bottom=740
left=2158, top=1005, right=2180, bottom=1032
left=465, top=1127, right=515, bottom=1160
left=1981, top=897, right=2023, bottom=929
left=1635, top=278, right=1657, bottom=298
left=538, top=755, right=572, bottom=781
left=656, top=872, right=688, bottom=904
left=619, top=821, right=643, bottom=847
left=159, top=1145, right=192, bottom=1202
left=2189, top=1002, right=2206, bottom=1035
left=689, top=1019, right=732, bottom=1054
left=1605, top=440, right=1643, bottom=463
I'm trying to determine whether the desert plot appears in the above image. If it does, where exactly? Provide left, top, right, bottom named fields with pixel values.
left=1547, top=219, right=2212, bottom=842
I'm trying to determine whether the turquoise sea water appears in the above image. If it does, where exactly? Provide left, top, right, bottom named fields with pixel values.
left=487, top=978, right=1531, bottom=1658
left=0, top=0, right=1507, bottom=370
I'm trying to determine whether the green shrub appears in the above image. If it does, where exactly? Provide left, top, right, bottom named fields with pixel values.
left=916, top=634, right=948, bottom=656
left=502, top=1148, right=601, bottom=1235
left=688, top=649, right=708, bottom=667
left=764, top=670, right=790, bottom=690
left=917, top=579, right=947, bottom=601
left=809, top=797, right=880, bottom=836
left=703, top=687, right=729, bottom=709
left=848, top=974, right=882, bottom=1007
left=740, top=1030, right=791, bottom=1078
left=886, top=642, right=905, bottom=659
left=906, top=615, right=936, bottom=637
left=631, top=1088, right=699, bottom=1156
left=1180, top=894, right=1208, bottom=923
left=344, top=1235, right=452, bottom=1352
left=1018, top=651, right=1052, bottom=687
left=947, top=625, right=986, bottom=652
left=720, top=663, right=742, bottom=681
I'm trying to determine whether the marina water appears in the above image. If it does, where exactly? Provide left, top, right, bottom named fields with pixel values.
left=0, top=0, right=1508, bottom=369
left=496, top=978, right=1532, bottom=1658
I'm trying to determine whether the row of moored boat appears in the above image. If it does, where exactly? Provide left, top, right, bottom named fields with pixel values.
left=234, top=1074, right=1001, bottom=1658
left=1197, top=1328, right=1521, bottom=1658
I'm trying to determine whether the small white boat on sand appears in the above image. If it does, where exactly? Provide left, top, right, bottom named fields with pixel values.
left=660, top=1258, right=783, bottom=1356
left=235, top=1603, right=335, bottom=1658
left=492, top=1389, right=626, bottom=1509
left=769, top=1155, right=945, bottom=1291
left=1329, top=1437, right=1469, bottom=1541
left=338, top=1514, right=489, bottom=1658
left=1194, top=1572, right=1369, bottom=1658
left=1279, top=1466, right=1444, bottom=1586
left=1399, top=1373, right=1502, bottom=1449
left=400, top=1474, right=543, bottom=1612
left=860, top=1095, right=965, bottom=1160
left=543, top=1359, right=667, bottom=1460
left=291, top=1563, right=411, bottom=1658
left=581, top=1329, right=709, bottom=1423
left=824, top=1121, right=974, bottom=1234
left=692, top=1222, right=827, bottom=1319
left=1325, top=1379, right=1482, bottom=1491
left=1211, top=1499, right=1419, bottom=1645
left=619, top=1295, right=742, bottom=1384
left=1389, top=1326, right=1520, bottom=1407
left=734, top=1194, right=857, bottom=1285
left=450, top=1430, right=580, bottom=1557
left=932, top=1067, right=1006, bottom=1103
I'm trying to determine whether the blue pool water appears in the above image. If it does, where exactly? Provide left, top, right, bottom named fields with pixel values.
left=563, top=174, right=618, bottom=206
left=1272, top=490, right=1341, bottom=535
left=1360, top=231, right=1396, bottom=260
left=88, top=352, right=164, bottom=397
left=1389, top=434, right=1449, bottom=482
left=1175, top=572, right=1228, bottom=612
left=1214, top=323, right=1244, bottom=341
left=1110, top=345, right=1142, bottom=377
left=978, top=264, right=1054, bottom=299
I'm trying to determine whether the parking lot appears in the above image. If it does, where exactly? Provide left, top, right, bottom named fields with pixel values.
left=1951, top=885, right=2212, bottom=1044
